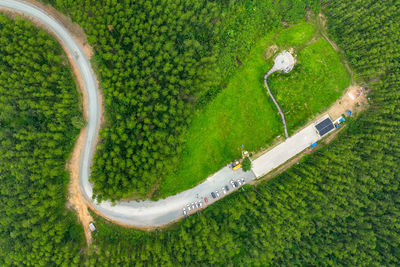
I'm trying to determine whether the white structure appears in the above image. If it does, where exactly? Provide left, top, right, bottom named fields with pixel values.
left=89, top=222, right=96, bottom=232
left=267, top=50, right=295, bottom=76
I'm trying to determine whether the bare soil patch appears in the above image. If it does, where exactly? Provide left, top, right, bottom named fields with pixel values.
left=323, top=32, right=338, bottom=51
left=318, top=13, right=339, bottom=52
left=0, top=2, right=104, bottom=246
left=252, top=84, right=367, bottom=185
left=319, top=13, right=327, bottom=27
left=66, top=129, right=93, bottom=246
left=326, top=85, right=367, bottom=120
left=263, top=44, right=278, bottom=60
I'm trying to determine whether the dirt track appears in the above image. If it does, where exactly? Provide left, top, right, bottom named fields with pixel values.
left=0, top=0, right=100, bottom=246
left=33, top=0, right=102, bottom=245
left=67, top=128, right=93, bottom=245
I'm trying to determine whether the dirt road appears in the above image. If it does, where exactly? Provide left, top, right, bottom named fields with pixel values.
left=0, top=0, right=100, bottom=245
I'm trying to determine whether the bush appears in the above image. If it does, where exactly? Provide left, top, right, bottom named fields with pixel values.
left=242, top=157, right=252, bottom=172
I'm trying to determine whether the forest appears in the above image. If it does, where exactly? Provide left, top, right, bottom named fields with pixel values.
left=84, top=0, right=400, bottom=264
left=0, top=0, right=400, bottom=266
left=44, top=0, right=320, bottom=201
left=0, top=14, right=84, bottom=265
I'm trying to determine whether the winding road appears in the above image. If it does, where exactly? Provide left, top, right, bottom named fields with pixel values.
left=0, top=0, right=325, bottom=228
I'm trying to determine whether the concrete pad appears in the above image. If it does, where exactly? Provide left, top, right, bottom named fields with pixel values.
left=252, top=124, right=321, bottom=177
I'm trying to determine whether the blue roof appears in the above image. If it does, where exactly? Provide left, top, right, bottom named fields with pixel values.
left=315, top=118, right=334, bottom=136
left=310, top=142, right=318, bottom=147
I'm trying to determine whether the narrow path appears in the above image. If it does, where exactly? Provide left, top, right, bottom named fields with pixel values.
left=264, top=50, right=295, bottom=139
left=264, top=72, right=289, bottom=138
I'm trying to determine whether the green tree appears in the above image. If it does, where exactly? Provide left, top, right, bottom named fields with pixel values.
left=242, top=156, right=252, bottom=172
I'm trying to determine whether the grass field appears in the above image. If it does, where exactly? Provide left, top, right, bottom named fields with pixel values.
left=275, top=22, right=315, bottom=47
left=157, top=22, right=349, bottom=197
left=269, top=38, right=350, bottom=132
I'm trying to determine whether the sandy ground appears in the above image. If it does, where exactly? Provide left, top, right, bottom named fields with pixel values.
left=327, top=85, right=367, bottom=119
left=251, top=85, right=367, bottom=156
left=66, top=129, right=93, bottom=245
left=251, top=14, right=369, bottom=201
left=0, top=1, right=103, bottom=246
left=252, top=15, right=367, bottom=161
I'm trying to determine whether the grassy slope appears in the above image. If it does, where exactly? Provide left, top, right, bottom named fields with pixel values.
left=275, top=22, right=315, bottom=46
left=270, top=38, right=350, bottom=132
left=161, top=32, right=280, bottom=196
left=159, top=22, right=349, bottom=197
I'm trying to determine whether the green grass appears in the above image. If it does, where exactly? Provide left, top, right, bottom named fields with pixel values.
left=158, top=22, right=349, bottom=197
left=269, top=38, right=350, bottom=132
left=159, top=32, right=281, bottom=196
left=275, top=22, right=315, bottom=47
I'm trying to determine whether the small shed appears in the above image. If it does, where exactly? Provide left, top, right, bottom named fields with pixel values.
left=315, top=117, right=334, bottom=137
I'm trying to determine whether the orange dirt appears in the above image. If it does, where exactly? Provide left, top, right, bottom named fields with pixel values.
left=0, top=1, right=104, bottom=246
left=66, top=129, right=93, bottom=246
left=326, top=85, right=367, bottom=120
left=252, top=84, right=367, bottom=185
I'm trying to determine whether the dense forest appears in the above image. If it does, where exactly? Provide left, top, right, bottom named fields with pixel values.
left=0, top=15, right=84, bottom=265
left=0, top=0, right=400, bottom=266
left=45, top=0, right=319, bottom=200
left=83, top=0, right=400, bottom=264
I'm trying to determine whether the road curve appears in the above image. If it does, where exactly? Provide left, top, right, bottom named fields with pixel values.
left=0, top=0, right=100, bottom=211
left=0, top=0, right=101, bottom=199
left=0, top=0, right=324, bottom=227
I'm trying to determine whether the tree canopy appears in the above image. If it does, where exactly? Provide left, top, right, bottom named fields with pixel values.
left=1, top=0, right=400, bottom=265
left=0, top=14, right=84, bottom=266
left=45, top=0, right=320, bottom=200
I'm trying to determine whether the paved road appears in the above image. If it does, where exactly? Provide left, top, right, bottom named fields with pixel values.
left=252, top=123, right=321, bottom=177
left=0, top=0, right=326, bottom=227
left=0, top=0, right=101, bottom=201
